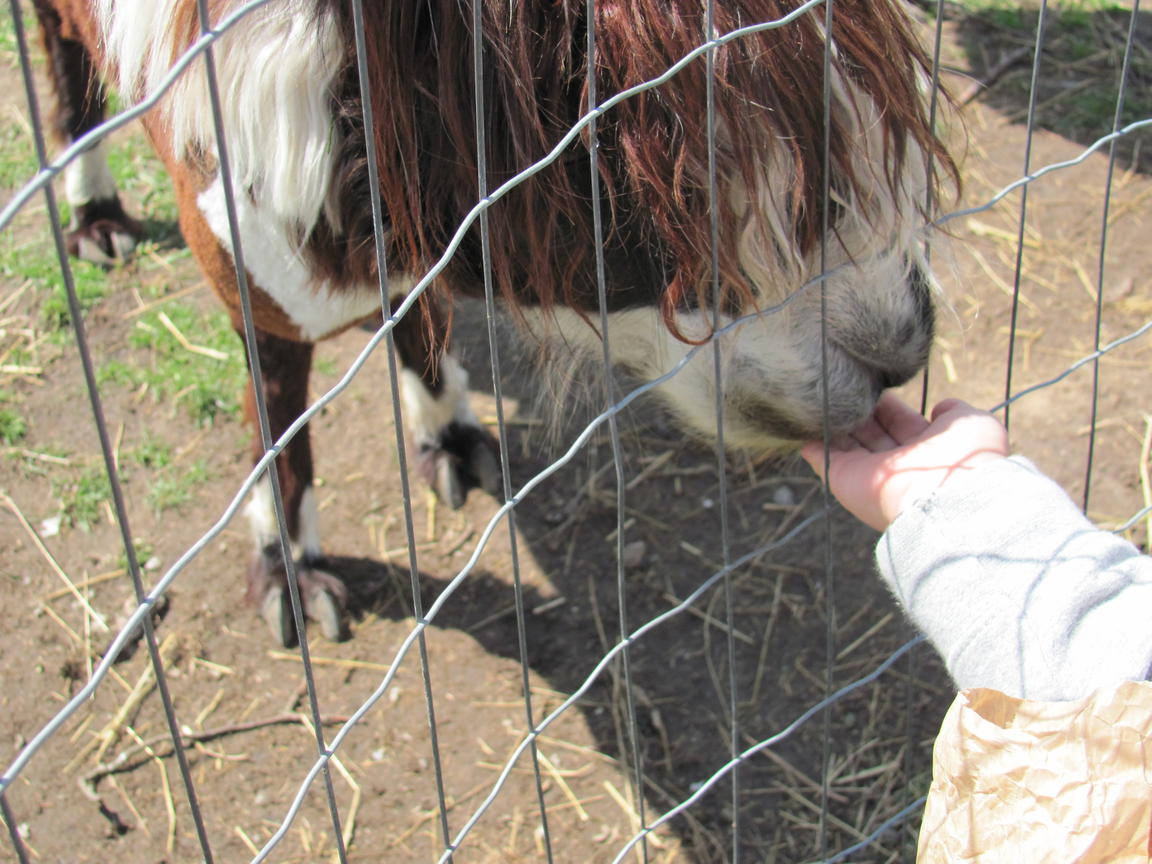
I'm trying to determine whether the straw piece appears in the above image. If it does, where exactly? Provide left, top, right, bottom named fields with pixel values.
left=3, top=491, right=109, bottom=631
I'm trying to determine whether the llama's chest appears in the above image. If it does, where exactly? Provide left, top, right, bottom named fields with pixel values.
left=197, top=176, right=393, bottom=341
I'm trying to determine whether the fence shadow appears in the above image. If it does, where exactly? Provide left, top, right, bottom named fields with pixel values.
left=316, top=300, right=955, bottom=860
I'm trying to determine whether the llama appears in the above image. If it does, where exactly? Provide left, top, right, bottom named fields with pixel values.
left=32, top=0, right=954, bottom=645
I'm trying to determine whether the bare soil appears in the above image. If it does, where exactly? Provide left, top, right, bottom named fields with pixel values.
left=1, top=6, right=1149, bottom=863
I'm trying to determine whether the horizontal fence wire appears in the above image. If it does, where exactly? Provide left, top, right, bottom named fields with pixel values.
left=1, top=0, right=1150, bottom=861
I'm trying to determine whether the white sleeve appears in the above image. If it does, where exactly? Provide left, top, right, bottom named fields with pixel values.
left=876, top=455, right=1152, bottom=701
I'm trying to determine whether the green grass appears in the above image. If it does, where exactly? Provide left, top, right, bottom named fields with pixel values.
left=51, top=463, right=111, bottom=531
left=948, top=0, right=1152, bottom=168
left=0, top=408, right=27, bottom=445
left=145, top=457, right=212, bottom=513
left=98, top=303, right=246, bottom=425
left=124, top=438, right=213, bottom=513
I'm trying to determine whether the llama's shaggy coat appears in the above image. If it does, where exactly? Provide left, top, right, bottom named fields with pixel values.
left=34, top=0, right=954, bottom=643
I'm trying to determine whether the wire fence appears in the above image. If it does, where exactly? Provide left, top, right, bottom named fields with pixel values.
left=1, top=0, right=1150, bottom=861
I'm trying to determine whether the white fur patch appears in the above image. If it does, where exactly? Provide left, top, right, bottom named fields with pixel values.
left=197, top=176, right=387, bottom=340
left=399, top=354, right=479, bottom=445
left=64, top=141, right=118, bottom=205
left=96, top=0, right=343, bottom=235
left=244, top=475, right=320, bottom=559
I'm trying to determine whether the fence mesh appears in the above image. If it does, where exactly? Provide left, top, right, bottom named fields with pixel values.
left=1, top=0, right=1150, bottom=861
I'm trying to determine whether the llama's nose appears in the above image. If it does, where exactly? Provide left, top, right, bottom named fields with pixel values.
left=833, top=263, right=934, bottom=392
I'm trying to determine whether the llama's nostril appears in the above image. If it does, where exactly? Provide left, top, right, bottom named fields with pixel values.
left=876, top=364, right=920, bottom=390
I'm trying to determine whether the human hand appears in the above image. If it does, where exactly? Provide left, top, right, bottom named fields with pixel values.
left=800, top=394, right=1010, bottom=532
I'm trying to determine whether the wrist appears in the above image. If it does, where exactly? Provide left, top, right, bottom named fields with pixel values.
left=886, top=451, right=1009, bottom=523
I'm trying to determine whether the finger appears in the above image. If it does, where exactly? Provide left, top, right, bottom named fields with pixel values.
left=872, top=392, right=930, bottom=443
left=799, top=441, right=828, bottom=478
left=929, top=398, right=975, bottom=422
left=849, top=414, right=899, bottom=452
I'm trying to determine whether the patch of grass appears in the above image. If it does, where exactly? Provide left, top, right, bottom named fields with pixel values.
left=0, top=120, right=40, bottom=190
left=0, top=408, right=27, bottom=445
left=107, top=138, right=179, bottom=227
left=146, top=457, right=211, bottom=513
left=52, top=463, right=111, bottom=531
left=952, top=0, right=1152, bottom=170
left=0, top=231, right=110, bottom=332
left=123, top=439, right=213, bottom=512
left=130, top=436, right=173, bottom=470
left=117, top=538, right=155, bottom=571
left=98, top=302, right=246, bottom=425
left=0, top=7, right=39, bottom=68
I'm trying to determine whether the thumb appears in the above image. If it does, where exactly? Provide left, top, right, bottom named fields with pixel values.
left=800, top=442, right=827, bottom=479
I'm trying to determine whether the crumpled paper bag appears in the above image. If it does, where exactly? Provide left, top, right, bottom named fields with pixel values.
left=918, top=681, right=1152, bottom=863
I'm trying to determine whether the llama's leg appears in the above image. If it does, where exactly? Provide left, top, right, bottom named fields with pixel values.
left=393, top=302, right=501, bottom=509
left=31, top=0, right=143, bottom=264
left=242, top=328, right=346, bottom=646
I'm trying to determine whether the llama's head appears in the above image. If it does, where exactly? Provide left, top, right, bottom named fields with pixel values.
left=524, top=0, right=954, bottom=449
left=115, top=0, right=951, bottom=451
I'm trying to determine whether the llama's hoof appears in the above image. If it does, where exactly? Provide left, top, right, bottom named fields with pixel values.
left=66, top=198, right=145, bottom=266
left=251, top=551, right=348, bottom=647
left=417, top=421, right=502, bottom=509
left=307, top=588, right=343, bottom=642
left=260, top=584, right=294, bottom=648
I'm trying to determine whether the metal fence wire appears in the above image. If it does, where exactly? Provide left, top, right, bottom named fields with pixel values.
left=1, top=0, right=1150, bottom=861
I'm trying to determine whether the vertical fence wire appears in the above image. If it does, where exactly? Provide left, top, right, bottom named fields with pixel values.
left=703, top=0, right=741, bottom=855
left=817, top=0, right=837, bottom=857
left=189, top=0, right=347, bottom=855
left=1083, top=0, right=1141, bottom=515
left=346, top=0, right=456, bottom=853
left=585, top=0, right=651, bottom=858
left=905, top=2, right=949, bottom=856
left=6, top=1, right=215, bottom=860
left=470, top=0, right=555, bottom=855
left=1002, top=0, right=1049, bottom=433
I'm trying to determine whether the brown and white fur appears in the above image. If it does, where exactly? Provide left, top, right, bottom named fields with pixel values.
left=32, top=0, right=954, bottom=645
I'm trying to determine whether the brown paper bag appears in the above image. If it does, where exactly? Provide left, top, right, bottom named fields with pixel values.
left=918, top=681, right=1152, bottom=863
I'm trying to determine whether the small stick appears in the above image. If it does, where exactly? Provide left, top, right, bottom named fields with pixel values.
left=124, top=726, right=178, bottom=853
left=773, top=783, right=871, bottom=844
left=3, top=492, right=109, bottom=631
left=234, top=825, right=261, bottom=857
left=44, top=568, right=125, bottom=599
left=3, top=447, right=73, bottom=465
left=602, top=779, right=640, bottom=835
left=156, top=310, right=231, bottom=361
left=536, top=735, right=617, bottom=765
left=661, top=592, right=754, bottom=645
left=465, top=603, right=517, bottom=634
left=743, top=735, right=849, bottom=805
left=0, top=280, right=30, bottom=315
left=266, top=650, right=394, bottom=673
left=82, top=632, right=179, bottom=768
left=108, top=773, right=150, bottom=836
left=38, top=604, right=131, bottom=692
left=836, top=612, right=894, bottom=662
left=537, top=751, right=588, bottom=820
left=194, top=690, right=226, bottom=729
left=624, top=450, right=674, bottom=491
left=389, top=781, right=489, bottom=847
left=82, top=712, right=353, bottom=788
left=959, top=43, right=1032, bottom=105
left=297, top=714, right=361, bottom=855
left=750, top=573, right=785, bottom=705
left=122, top=283, right=203, bottom=319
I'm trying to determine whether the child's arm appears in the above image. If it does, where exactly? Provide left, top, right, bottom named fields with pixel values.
left=803, top=395, right=1152, bottom=700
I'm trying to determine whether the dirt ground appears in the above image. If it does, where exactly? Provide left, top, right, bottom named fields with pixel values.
left=1, top=5, right=1150, bottom=863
